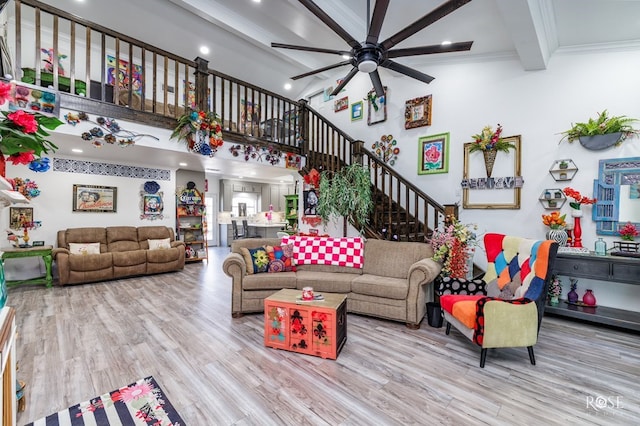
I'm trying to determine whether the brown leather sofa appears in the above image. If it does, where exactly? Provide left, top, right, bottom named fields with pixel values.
left=53, top=226, right=185, bottom=285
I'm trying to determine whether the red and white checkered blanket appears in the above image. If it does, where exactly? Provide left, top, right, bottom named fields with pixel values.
left=282, top=236, right=364, bottom=268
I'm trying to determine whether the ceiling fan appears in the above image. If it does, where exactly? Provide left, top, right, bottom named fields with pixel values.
left=271, top=0, right=474, bottom=97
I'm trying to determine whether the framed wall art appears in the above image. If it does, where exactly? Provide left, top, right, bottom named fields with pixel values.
left=351, top=101, right=363, bottom=121
left=405, top=95, right=432, bottom=129
left=8, top=80, right=60, bottom=117
left=9, top=207, right=33, bottom=230
left=334, top=96, right=348, bottom=112
left=418, top=132, right=449, bottom=175
left=73, top=184, right=118, bottom=212
left=106, top=55, right=143, bottom=95
left=462, top=135, right=522, bottom=209
left=367, top=87, right=387, bottom=125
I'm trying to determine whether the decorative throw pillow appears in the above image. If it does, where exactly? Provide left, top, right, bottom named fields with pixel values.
left=240, top=246, right=270, bottom=274
left=69, top=242, right=100, bottom=255
left=265, top=244, right=296, bottom=272
left=268, top=259, right=285, bottom=273
left=148, top=238, right=171, bottom=250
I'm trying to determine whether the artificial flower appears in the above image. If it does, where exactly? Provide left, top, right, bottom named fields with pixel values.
left=0, top=81, right=12, bottom=105
left=0, top=81, right=63, bottom=168
left=469, top=124, right=515, bottom=153
left=170, top=108, right=223, bottom=157
left=8, top=152, right=35, bottom=165
left=429, top=216, right=479, bottom=279
left=619, top=221, right=639, bottom=241
left=563, top=187, right=597, bottom=209
left=548, top=275, right=562, bottom=298
left=542, top=211, right=566, bottom=229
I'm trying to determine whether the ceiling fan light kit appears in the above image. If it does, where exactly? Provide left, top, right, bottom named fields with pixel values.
left=272, top=0, right=474, bottom=97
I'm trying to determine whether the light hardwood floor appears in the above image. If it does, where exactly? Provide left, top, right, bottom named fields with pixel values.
left=9, top=247, right=640, bottom=425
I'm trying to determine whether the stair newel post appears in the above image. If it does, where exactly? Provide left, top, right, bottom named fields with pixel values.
left=194, top=56, right=209, bottom=112
left=298, top=99, right=310, bottom=157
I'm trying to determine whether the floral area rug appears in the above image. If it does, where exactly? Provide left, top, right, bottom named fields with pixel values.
left=26, top=376, right=185, bottom=425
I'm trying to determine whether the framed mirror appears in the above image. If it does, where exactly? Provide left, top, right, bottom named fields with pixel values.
left=593, top=157, right=640, bottom=235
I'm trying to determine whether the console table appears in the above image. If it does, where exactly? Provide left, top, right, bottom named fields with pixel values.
left=547, top=252, right=640, bottom=331
left=2, top=246, right=53, bottom=288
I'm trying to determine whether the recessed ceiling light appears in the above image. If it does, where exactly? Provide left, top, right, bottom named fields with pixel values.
left=284, top=83, right=292, bottom=90
left=441, top=40, right=452, bottom=46
left=253, top=0, right=261, bottom=3
left=71, top=148, right=83, bottom=153
left=179, top=162, right=187, bottom=166
left=199, top=46, right=210, bottom=55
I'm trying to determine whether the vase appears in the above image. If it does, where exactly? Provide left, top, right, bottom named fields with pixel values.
left=546, top=228, right=568, bottom=247
left=594, top=237, right=607, bottom=256
left=578, top=132, right=622, bottom=150
left=571, top=209, right=583, bottom=248
left=567, top=286, right=579, bottom=303
left=583, top=289, right=597, bottom=306
left=550, top=296, right=559, bottom=306
left=482, top=149, right=497, bottom=178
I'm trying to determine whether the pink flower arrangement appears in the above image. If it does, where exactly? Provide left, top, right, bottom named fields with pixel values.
left=429, top=216, right=478, bottom=279
left=619, top=221, right=639, bottom=241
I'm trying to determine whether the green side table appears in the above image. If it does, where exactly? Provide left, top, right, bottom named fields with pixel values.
left=2, top=245, right=53, bottom=288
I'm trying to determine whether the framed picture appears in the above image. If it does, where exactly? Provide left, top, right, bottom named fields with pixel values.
left=334, top=96, right=348, bottom=112
left=239, top=99, right=261, bottom=133
left=140, top=192, right=164, bottom=220
left=367, top=87, right=387, bottom=125
left=351, top=101, right=363, bottom=121
left=323, top=86, right=334, bottom=101
left=9, top=207, right=33, bottom=230
left=405, top=95, right=432, bottom=129
left=8, top=80, right=60, bottom=117
left=73, top=184, right=117, bottom=212
left=106, top=55, right=143, bottom=95
left=303, top=188, right=319, bottom=216
left=418, top=132, right=450, bottom=175
left=462, top=135, right=522, bottom=209
left=32, top=241, right=45, bottom=247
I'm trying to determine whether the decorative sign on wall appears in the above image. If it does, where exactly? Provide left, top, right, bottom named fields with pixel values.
left=72, top=184, right=117, bottom=213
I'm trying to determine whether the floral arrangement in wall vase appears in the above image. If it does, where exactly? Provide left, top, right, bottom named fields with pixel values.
left=0, top=81, right=63, bottom=176
left=469, top=124, right=515, bottom=178
left=559, top=110, right=639, bottom=150
left=171, top=109, right=223, bottom=157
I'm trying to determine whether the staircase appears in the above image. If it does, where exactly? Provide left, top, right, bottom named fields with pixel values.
left=298, top=102, right=450, bottom=241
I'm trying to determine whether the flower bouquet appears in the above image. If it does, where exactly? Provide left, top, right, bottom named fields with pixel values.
left=619, top=221, right=639, bottom=241
left=429, top=216, right=478, bottom=279
left=469, top=124, right=515, bottom=153
left=563, top=187, right=597, bottom=211
left=548, top=275, right=562, bottom=305
left=542, top=211, right=566, bottom=229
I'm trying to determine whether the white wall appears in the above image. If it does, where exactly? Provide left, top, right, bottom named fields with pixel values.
left=301, top=47, right=640, bottom=263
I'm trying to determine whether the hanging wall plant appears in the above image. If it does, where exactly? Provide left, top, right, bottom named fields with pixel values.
left=559, top=110, right=639, bottom=150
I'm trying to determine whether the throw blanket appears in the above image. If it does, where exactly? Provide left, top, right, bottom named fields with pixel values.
left=283, top=235, right=364, bottom=268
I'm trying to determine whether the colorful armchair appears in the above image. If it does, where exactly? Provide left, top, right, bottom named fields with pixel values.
left=439, top=233, right=558, bottom=368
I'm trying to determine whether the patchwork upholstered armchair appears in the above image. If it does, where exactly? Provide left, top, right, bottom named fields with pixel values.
left=438, top=233, right=558, bottom=368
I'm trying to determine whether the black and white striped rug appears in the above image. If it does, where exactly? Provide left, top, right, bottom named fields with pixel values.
left=26, top=376, right=185, bottom=425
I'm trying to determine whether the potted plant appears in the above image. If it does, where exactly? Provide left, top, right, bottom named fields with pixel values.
left=317, top=163, right=373, bottom=237
left=559, top=110, right=639, bottom=150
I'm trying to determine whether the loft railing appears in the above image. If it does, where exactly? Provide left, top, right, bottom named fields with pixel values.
left=6, top=0, right=302, bottom=151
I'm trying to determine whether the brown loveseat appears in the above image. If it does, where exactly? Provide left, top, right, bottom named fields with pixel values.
left=222, top=237, right=442, bottom=328
left=53, top=226, right=185, bottom=285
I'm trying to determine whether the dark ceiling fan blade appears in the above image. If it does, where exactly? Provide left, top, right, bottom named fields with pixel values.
left=366, top=0, right=390, bottom=44
left=387, top=41, right=473, bottom=58
left=290, top=60, right=351, bottom=80
left=380, top=0, right=472, bottom=51
left=382, top=60, right=435, bottom=84
left=370, top=70, right=385, bottom=98
left=298, top=0, right=360, bottom=49
left=330, top=67, right=359, bottom=96
left=271, top=42, right=348, bottom=56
